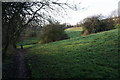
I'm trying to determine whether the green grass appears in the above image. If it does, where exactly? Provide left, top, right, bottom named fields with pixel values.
left=17, top=37, right=40, bottom=48
left=17, top=27, right=82, bottom=48
left=24, top=28, right=119, bottom=78
left=65, top=27, right=83, bottom=38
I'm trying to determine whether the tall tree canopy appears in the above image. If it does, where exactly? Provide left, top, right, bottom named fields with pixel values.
left=2, top=1, right=76, bottom=58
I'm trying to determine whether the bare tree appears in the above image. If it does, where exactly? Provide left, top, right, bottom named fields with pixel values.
left=2, top=1, right=77, bottom=59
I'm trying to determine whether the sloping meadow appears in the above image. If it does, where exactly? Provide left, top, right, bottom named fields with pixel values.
left=24, top=28, right=119, bottom=78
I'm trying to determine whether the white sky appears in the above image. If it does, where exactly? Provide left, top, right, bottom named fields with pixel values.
left=2, top=0, right=119, bottom=25
left=57, top=0, right=120, bottom=25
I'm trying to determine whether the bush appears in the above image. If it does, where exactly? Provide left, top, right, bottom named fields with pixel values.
left=40, top=23, right=69, bottom=44
left=114, top=24, right=120, bottom=28
left=29, top=32, right=37, bottom=37
left=100, top=18, right=115, bottom=31
left=81, top=15, right=115, bottom=36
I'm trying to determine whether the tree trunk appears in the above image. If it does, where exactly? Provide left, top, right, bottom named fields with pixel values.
left=3, top=41, right=9, bottom=60
left=3, top=39, right=17, bottom=60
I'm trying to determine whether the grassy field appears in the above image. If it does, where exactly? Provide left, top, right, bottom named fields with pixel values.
left=65, top=27, right=83, bottom=38
left=17, top=27, right=83, bottom=48
left=17, top=37, right=40, bottom=48
left=24, top=28, right=119, bottom=78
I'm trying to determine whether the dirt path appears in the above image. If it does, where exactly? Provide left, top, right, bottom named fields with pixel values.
left=16, top=49, right=31, bottom=79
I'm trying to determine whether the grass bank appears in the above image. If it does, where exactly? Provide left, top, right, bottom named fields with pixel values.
left=24, top=28, right=119, bottom=78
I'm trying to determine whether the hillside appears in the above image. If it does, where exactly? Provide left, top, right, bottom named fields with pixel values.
left=24, top=28, right=119, bottom=78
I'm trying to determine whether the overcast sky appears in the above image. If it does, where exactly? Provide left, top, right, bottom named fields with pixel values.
left=2, top=0, right=119, bottom=25
left=57, top=0, right=120, bottom=25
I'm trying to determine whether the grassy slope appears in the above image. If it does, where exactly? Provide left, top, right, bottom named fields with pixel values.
left=25, top=28, right=119, bottom=78
left=17, top=37, right=40, bottom=48
left=65, top=27, right=83, bottom=38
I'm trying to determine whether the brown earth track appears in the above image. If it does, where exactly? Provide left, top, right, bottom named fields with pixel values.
left=15, top=49, right=31, bottom=79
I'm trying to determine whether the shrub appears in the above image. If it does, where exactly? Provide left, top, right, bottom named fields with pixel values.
left=114, top=24, right=120, bottom=28
left=29, top=32, right=37, bottom=37
left=82, top=16, right=101, bottom=35
left=100, top=18, right=115, bottom=31
left=81, top=15, right=115, bottom=36
left=40, top=23, right=69, bottom=44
